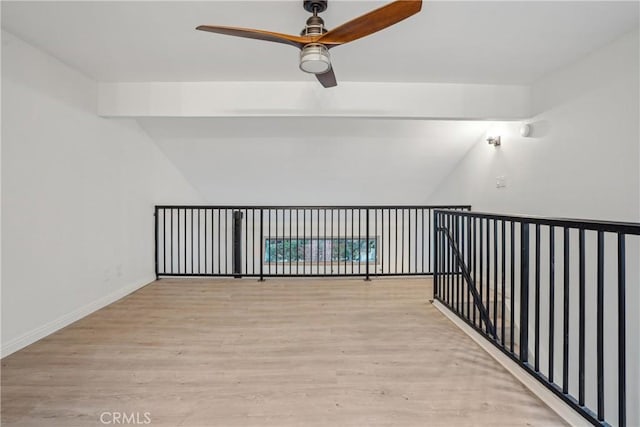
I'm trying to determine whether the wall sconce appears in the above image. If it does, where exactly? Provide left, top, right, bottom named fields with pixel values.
left=487, top=136, right=501, bottom=147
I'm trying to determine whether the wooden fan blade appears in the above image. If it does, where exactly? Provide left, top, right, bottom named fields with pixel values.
left=316, top=67, right=337, bottom=88
left=196, top=25, right=312, bottom=48
left=319, top=0, right=422, bottom=46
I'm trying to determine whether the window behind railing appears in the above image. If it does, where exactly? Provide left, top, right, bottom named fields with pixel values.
left=264, top=238, right=377, bottom=263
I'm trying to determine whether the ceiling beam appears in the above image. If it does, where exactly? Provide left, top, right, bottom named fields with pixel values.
left=98, top=81, right=530, bottom=120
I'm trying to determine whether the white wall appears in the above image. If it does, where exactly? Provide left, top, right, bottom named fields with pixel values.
left=427, top=29, right=639, bottom=427
left=427, top=29, right=639, bottom=222
left=139, top=117, right=488, bottom=205
left=1, top=31, right=203, bottom=357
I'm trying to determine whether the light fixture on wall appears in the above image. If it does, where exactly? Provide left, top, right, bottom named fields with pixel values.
left=487, top=135, right=501, bottom=147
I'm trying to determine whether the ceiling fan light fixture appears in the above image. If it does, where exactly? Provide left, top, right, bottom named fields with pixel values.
left=197, top=0, right=423, bottom=87
left=299, top=43, right=331, bottom=74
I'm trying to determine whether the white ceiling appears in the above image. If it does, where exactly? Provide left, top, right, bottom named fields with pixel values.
left=2, top=1, right=638, bottom=85
left=138, top=118, right=489, bottom=203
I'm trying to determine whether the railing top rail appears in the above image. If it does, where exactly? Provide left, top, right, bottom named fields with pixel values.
left=434, top=209, right=640, bottom=235
left=156, top=205, right=472, bottom=210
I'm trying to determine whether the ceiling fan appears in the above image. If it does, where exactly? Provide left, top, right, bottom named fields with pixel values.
left=196, top=0, right=422, bottom=88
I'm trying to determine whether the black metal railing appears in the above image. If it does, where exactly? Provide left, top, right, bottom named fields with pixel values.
left=434, top=209, right=639, bottom=427
left=155, top=205, right=470, bottom=279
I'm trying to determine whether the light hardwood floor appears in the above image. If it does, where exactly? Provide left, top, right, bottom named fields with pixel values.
left=1, top=278, right=564, bottom=427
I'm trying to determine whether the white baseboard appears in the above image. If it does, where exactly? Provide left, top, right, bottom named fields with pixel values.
left=1, top=275, right=156, bottom=358
left=432, top=300, right=590, bottom=427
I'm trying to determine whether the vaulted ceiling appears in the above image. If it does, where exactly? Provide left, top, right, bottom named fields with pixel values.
left=2, top=1, right=637, bottom=203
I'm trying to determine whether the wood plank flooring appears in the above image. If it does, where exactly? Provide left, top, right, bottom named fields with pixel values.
left=1, top=278, right=564, bottom=426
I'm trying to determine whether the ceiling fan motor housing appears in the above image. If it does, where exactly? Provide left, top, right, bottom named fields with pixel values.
left=301, top=15, right=328, bottom=37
